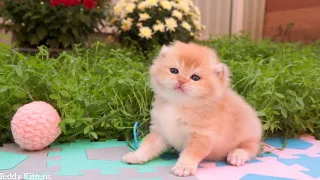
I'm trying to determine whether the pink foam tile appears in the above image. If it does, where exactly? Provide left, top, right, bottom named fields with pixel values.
left=262, top=135, right=320, bottom=159
left=195, top=157, right=313, bottom=180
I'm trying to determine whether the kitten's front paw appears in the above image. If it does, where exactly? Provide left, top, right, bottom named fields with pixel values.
left=227, top=148, right=250, bottom=166
left=122, top=152, right=147, bottom=164
left=171, top=163, right=197, bottom=177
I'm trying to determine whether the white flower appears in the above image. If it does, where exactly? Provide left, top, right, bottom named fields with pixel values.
left=121, top=18, right=133, bottom=31
left=138, top=1, right=148, bottom=10
left=178, top=1, right=190, bottom=12
left=181, top=21, right=191, bottom=31
left=139, top=26, right=153, bottom=39
left=114, top=2, right=125, bottom=16
left=165, top=18, right=178, bottom=32
left=172, top=10, right=183, bottom=20
left=139, top=13, right=151, bottom=21
left=194, top=7, right=201, bottom=15
left=153, top=22, right=165, bottom=32
left=125, top=3, right=136, bottom=13
left=193, top=20, right=203, bottom=30
left=160, top=1, right=172, bottom=10
left=145, top=0, right=159, bottom=7
left=170, top=1, right=178, bottom=8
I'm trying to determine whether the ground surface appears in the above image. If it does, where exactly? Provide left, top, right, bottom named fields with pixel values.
left=0, top=135, right=319, bottom=180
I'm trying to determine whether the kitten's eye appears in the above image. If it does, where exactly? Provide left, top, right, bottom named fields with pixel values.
left=191, top=74, right=200, bottom=81
left=170, top=68, right=179, bottom=74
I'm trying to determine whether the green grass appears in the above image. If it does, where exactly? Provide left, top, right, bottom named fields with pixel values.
left=201, top=36, right=320, bottom=139
left=0, top=35, right=319, bottom=145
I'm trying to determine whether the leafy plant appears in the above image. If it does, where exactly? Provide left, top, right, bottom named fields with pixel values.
left=0, top=0, right=111, bottom=49
left=111, top=0, right=204, bottom=50
left=0, top=35, right=319, bottom=145
left=0, top=42, right=154, bottom=144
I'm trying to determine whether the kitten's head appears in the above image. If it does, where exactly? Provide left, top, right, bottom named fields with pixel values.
left=150, top=41, right=230, bottom=102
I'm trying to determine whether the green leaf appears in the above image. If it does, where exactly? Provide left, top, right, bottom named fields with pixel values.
left=71, top=28, right=79, bottom=37
left=60, top=91, right=70, bottom=98
left=257, top=111, right=266, bottom=117
left=101, top=120, right=105, bottom=127
left=53, top=77, right=61, bottom=87
left=91, top=132, right=98, bottom=139
left=107, top=79, right=116, bottom=86
left=0, top=86, right=8, bottom=93
left=60, top=122, right=67, bottom=134
left=15, top=66, right=23, bottom=77
left=12, top=104, right=22, bottom=111
left=23, top=12, right=33, bottom=19
left=263, top=123, right=269, bottom=130
left=49, top=94, right=58, bottom=100
left=118, top=79, right=124, bottom=84
left=29, top=35, right=39, bottom=45
left=281, top=108, right=288, bottom=118
left=36, top=26, right=48, bottom=40
left=121, top=110, right=133, bottom=117
left=64, top=118, right=76, bottom=124
left=14, top=89, right=27, bottom=99
left=84, top=126, right=90, bottom=134
left=275, top=93, right=285, bottom=99
left=296, top=97, right=304, bottom=107
left=261, top=90, right=272, bottom=96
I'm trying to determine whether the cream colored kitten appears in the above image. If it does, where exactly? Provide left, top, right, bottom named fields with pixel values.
left=122, top=41, right=263, bottom=177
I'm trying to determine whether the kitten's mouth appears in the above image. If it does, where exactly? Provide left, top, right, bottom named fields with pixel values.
left=174, top=86, right=185, bottom=93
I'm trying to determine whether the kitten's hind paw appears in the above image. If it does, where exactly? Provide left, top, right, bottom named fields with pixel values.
left=227, top=148, right=250, bottom=166
left=122, top=152, right=147, bottom=164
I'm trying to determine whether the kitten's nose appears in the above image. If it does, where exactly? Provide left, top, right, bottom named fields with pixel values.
left=178, top=79, right=187, bottom=85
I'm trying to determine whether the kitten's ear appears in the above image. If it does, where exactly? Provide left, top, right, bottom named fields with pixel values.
left=214, top=63, right=231, bottom=87
left=159, top=44, right=171, bottom=55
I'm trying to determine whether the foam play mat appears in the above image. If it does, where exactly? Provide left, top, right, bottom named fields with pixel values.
left=0, top=134, right=319, bottom=180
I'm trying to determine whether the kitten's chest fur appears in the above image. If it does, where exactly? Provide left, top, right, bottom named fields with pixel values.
left=151, top=103, right=189, bottom=152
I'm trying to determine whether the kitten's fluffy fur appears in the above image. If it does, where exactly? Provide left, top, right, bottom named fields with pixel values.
left=122, top=41, right=262, bottom=177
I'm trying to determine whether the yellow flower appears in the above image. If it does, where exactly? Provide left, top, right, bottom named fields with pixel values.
left=190, top=32, right=195, bottom=36
left=165, top=17, right=178, bottom=32
left=145, top=0, right=159, bottom=7
left=121, top=18, right=133, bottom=31
left=178, top=1, right=190, bottom=12
left=172, top=10, right=183, bottom=20
left=125, top=3, right=136, bottom=13
left=139, top=26, right=153, bottom=39
left=138, top=2, right=147, bottom=10
left=181, top=21, right=191, bottom=31
left=139, top=13, right=151, bottom=21
left=160, top=0, right=172, bottom=10
left=153, top=22, right=165, bottom=32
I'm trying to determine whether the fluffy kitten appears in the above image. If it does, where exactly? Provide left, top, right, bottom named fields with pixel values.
left=122, top=41, right=263, bottom=177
